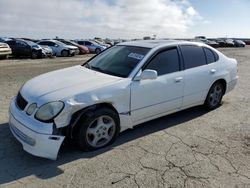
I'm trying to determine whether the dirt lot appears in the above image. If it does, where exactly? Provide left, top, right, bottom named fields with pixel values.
left=0, top=48, right=249, bottom=188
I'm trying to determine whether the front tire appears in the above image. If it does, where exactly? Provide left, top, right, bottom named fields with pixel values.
left=205, top=82, right=224, bottom=110
left=76, top=107, right=120, bottom=151
left=31, top=51, right=38, bottom=59
left=61, top=50, right=69, bottom=57
left=95, top=48, right=101, bottom=54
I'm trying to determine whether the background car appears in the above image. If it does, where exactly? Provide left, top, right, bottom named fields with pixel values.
left=6, top=39, right=43, bottom=58
left=54, top=39, right=88, bottom=54
left=216, top=39, right=235, bottom=47
left=0, top=42, right=12, bottom=59
left=37, top=40, right=78, bottom=57
left=194, top=38, right=219, bottom=48
left=40, top=45, right=53, bottom=58
left=233, top=40, right=246, bottom=47
left=75, top=40, right=106, bottom=54
left=243, top=39, right=250, bottom=45
left=94, top=38, right=111, bottom=48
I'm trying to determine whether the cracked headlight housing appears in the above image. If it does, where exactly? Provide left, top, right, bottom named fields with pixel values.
left=35, top=101, right=64, bottom=122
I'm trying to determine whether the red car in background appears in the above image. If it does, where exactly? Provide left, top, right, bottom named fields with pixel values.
left=55, top=39, right=89, bottom=54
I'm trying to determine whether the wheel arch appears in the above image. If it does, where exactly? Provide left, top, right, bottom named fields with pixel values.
left=69, top=102, right=120, bottom=138
left=212, top=78, right=227, bottom=95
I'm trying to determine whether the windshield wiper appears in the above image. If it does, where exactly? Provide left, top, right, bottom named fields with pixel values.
left=90, top=66, right=106, bottom=73
left=84, top=62, right=91, bottom=69
left=85, top=64, right=125, bottom=78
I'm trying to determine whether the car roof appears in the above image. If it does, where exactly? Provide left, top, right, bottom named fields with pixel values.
left=118, top=40, right=203, bottom=49
left=39, top=39, right=57, bottom=42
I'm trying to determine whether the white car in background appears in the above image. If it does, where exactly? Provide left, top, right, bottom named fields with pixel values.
left=9, top=40, right=238, bottom=159
left=0, top=42, right=12, bottom=59
left=37, top=40, right=77, bottom=57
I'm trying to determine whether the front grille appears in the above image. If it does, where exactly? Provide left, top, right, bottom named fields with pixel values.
left=16, top=92, right=28, bottom=110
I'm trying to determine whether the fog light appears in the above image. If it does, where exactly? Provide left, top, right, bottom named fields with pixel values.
left=26, top=103, right=37, bottom=115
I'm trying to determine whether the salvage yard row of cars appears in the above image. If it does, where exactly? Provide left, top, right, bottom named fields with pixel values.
left=0, top=37, right=111, bottom=59
left=0, top=36, right=249, bottom=60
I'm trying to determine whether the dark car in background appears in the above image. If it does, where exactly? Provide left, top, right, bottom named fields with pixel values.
left=233, top=40, right=246, bottom=47
left=216, top=39, right=235, bottom=47
left=6, top=39, right=43, bottom=58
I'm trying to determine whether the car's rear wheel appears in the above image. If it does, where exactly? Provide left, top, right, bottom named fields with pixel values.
left=61, top=50, right=69, bottom=57
left=205, top=82, right=224, bottom=110
left=76, top=107, right=120, bottom=151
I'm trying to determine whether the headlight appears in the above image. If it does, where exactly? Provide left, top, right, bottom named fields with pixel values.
left=26, top=103, right=37, bottom=115
left=35, top=101, right=64, bottom=122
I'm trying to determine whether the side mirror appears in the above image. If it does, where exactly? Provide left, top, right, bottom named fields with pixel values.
left=134, top=69, right=158, bottom=81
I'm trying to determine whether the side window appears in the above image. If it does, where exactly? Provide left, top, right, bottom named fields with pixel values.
left=213, top=51, right=219, bottom=61
left=47, top=42, right=55, bottom=46
left=145, top=48, right=180, bottom=76
left=16, top=41, right=27, bottom=47
left=38, top=41, right=44, bottom=45
left=78, top=41, right=84, bottom=45
left=85, top=41, right=91, bottom=45
left=180, top=45, right=206, bottom=69
left=7, top=40, right=16, bottom=45
left=204, top=48, right=215, bottom=64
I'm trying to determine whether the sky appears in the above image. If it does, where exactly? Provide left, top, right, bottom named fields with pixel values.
left=0, top=0, right=249, bottom=39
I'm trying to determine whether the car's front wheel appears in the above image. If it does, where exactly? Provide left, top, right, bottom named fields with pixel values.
left=205, top=82, right=224, bottom=110
left=95, top=48, right=101, bottom=54
left=76, top=107, right=120, bottom=151
left=31, top=51, right=38, bottom=59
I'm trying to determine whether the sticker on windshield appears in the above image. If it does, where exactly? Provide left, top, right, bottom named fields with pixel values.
left=128, top=53, right=145, bottom=60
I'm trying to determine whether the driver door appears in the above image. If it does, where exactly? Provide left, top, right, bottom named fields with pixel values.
left=130, top=47, right=184, bottom=123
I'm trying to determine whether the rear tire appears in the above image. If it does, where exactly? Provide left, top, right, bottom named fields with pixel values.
left=76, top=107, right=120, bottom=151
left=204, top=82, right=224, bottom=110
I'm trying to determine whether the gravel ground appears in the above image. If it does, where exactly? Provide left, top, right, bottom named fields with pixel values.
left=0, top=48, right=249, bottom=188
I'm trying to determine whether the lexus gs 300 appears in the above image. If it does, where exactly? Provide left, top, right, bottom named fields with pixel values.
left=9, top=40, right=238, bottom=159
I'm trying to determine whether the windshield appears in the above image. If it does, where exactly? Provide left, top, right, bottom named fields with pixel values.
left=62, top=40, right=77, bottom=46
left=25, top=40, right=37, bottom=46
left=83, top=45, right=150, bottom=78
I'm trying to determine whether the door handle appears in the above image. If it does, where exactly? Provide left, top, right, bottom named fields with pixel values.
left=175, top=77, right=183, bottom=82
left=210, top=69, right=216, bottom=74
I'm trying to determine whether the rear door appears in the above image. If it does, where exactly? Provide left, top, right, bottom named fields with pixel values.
left=180, top=45, right=219, bottom=108
left=15, top=40, right=30, bottom=56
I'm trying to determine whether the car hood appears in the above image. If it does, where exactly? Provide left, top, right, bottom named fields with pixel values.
left=66, top=45, right=78, bottom=50
left=21, top=65, right=122, bottom=103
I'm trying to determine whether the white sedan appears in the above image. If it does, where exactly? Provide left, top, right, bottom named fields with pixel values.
left=37, top=40, right=77, bottom=57
left=9, top=40, right=238, bottom=159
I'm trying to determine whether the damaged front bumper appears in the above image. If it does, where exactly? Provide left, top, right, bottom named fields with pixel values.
left=9, top=98, right=65, bottom=160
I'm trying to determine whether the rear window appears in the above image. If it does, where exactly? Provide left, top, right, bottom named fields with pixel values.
left=204, top=47, right=219, bottom=64
left=180, top=45, right=206, bottom=69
